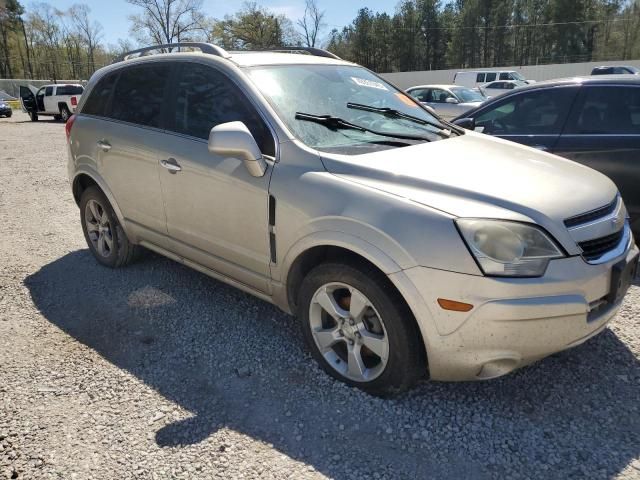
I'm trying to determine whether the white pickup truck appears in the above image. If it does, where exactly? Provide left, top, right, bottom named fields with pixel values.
left=19, top=83, right=84, bottom=122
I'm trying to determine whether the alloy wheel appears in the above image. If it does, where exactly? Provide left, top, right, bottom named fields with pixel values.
left=309, top=282, right=389, bottom=382
left=84, top=199, right=114, bottom=258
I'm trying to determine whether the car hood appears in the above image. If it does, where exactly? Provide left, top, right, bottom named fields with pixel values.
left=320, top=132, right=617, bottom=248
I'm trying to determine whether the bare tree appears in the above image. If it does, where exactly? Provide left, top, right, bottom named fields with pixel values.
left=59, top=9, right=83, bottom=78
left=297, top=0, right=325, bottom=47
left=28, top=3, right=63, bottom=80
left=69, top=4, right=102, bottom=75
left=127, top=0, right=206, bottom=46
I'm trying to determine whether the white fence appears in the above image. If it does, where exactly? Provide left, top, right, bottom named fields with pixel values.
left=380, top=59, right=640, bottom=89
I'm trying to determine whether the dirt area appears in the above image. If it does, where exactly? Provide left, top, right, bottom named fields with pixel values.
left=1, top=110, right=639, bottom=479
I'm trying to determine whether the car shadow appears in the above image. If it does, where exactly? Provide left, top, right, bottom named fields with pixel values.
left=25, top=250, right=640, bottom=479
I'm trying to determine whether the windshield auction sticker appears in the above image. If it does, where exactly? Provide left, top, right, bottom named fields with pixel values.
left=351, top=77, right=389, bottom=91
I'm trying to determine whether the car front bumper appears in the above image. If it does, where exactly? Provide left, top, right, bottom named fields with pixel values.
left=389, top=242, right=639, bottom=381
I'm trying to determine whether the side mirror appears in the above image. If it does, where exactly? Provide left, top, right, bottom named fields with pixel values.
left=208, top=121, right=267, bottom=177
left=453, top=118, right=475, bottom=130
left=445, top=97, right=459, bottom=104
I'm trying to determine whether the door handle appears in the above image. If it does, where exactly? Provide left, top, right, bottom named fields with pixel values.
left=97, top=139, right=111, bottom=152
left=160, top=158, right=182, bottom=173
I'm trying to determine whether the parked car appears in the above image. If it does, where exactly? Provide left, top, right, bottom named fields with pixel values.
left=453, top=70, right=532, bottom=88
left=20, top=83, right=83, bottom=122
left=405, top=84, right=485, bottom=120
left=68, top=43, right=637, bottom=395
left=591, top=65, right=639, bottom=76
left=453, top=75, right=640, bottom=236
left=0, top=101, right=12, bottom=118
left=479, top=80, right=528, bottom=98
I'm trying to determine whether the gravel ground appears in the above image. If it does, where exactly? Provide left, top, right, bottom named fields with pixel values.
left=1, top=109, right=639, bottom=480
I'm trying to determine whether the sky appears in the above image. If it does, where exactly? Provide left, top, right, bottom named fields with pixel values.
left=48, top=0, right=400, bottom=47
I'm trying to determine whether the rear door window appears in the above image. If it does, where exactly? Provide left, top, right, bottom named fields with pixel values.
left=475, top=88, right=577, bottom=134
left=83, top=73, right=118, bottom=116
left=110, top=63, right=171, bottom=128
left=56, top=85, right=84, bottom=95
left=170, top=62, right=275, bottom=155
left=566, top=86, right=640, bottom=134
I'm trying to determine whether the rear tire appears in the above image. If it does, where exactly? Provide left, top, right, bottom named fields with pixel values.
left=80, top=186, right=140, bottom=268
left=29, top=112, right=38, bottom=121
left=59, top=105, right=71, bottom=122
left=298, top=261, right=425, bottom=396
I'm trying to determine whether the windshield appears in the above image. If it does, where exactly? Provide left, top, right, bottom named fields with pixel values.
left=628, top=66, right=640, bottom=74
left=451, top=87, right=485, bottom=103
left=510, top=72, right=525, bottom=81
left=246, top=65, right=451, bottom=153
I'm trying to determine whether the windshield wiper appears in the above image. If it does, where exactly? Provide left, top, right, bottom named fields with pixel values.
left=347, top=102, right=453, bottom=137
left=295, top=112, right=431, bottom=142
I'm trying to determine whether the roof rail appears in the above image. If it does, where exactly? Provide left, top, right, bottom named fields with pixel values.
left=115, top=42, right=230, bottom=62
left=266, top=46, right=341, bottom=60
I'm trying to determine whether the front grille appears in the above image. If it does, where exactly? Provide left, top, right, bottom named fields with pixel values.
left=578, top=229, right=624, bottom=261
left=564, top=196, right=618, bottom=228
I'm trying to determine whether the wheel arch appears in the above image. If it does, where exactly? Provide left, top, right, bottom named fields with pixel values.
left=282, top=241, right=429, bottom=374
left=72, top=170, right=129, bottom=237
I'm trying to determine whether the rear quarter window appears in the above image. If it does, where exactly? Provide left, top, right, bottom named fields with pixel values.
left=82, top=72, right=118, bottom=117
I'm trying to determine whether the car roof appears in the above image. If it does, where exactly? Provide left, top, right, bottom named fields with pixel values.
left=227, top=51, right=352, bottom=67
left=592, top=65, right=635, bottom=69
left=485, top=80, right=523, bottom=85
left=513, top=75, right=640, bottom=90
left=116, top=50, right=352, bottom=68
left=456, top=70, right=516, bottom=74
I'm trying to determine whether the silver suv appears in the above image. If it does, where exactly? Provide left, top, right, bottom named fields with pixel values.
left=67, top=43, right=639, bottom=395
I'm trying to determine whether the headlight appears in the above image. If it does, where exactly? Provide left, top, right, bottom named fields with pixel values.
left=456, top=219, right=564, bottom=277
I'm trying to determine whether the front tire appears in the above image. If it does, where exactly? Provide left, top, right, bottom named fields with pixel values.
left=298, top=262, right=424, bottom=396
left=29, top=112, right=38, bottom=121
left=80, top=186, right=140, bottom=268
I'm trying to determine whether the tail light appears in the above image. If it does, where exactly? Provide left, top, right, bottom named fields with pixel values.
left=65, top=114, right=76, bottom=142
left=70, top=96, right=77, bottom=107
